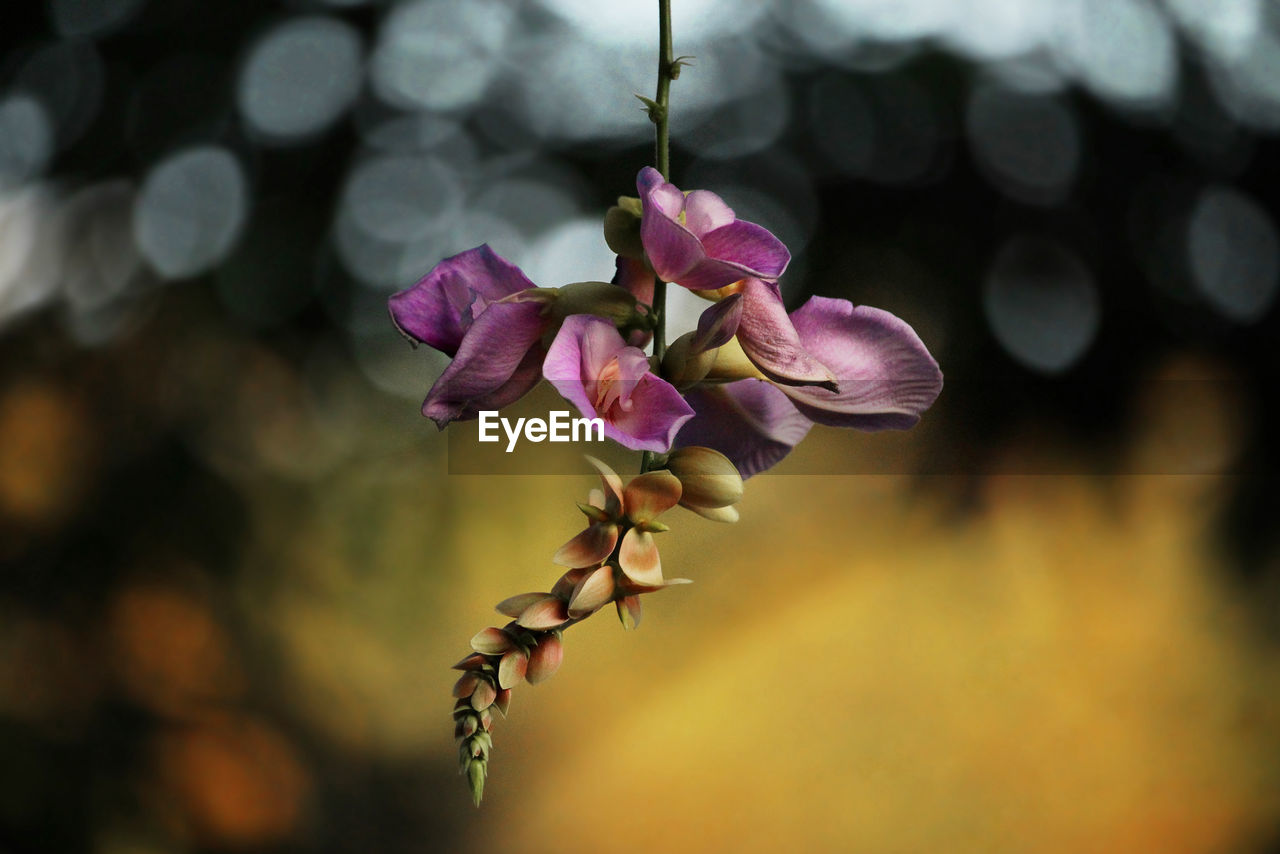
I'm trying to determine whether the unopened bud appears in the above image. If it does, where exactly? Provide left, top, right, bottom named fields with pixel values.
left=665, top=446, right=744, bottom=510
left=526, top=634, right=564, bottom=684
left=552, top=281, right=639, bottom=326
left=467, top=757, right=486, bottom=806
left=603, top=199, right=645, bottom=260
left=661, top=332, right=716, bottom=389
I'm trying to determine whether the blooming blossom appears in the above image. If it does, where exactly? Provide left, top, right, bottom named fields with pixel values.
left=544, top=315, right=694, bottom=453
left=389, top=245, right=551, bottom=427
left=637, top=166, right=790, bottom=291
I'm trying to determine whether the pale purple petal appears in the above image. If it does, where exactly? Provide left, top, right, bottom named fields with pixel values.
left=388, top=245, right=536, bottom=357
left=636, top=168, right=790, bottom=291
left=683, top=190, right=735, bottom=238
left=700, top=221, right=790, bottom=281
left=781, top=298, right=943, bottom=430
left=676, top=380, right=813, bottom=478
left=421, top=297, right=547, bottom=427
left=693, top=292, right=742, bottom=352
left=543, top=316, right=607, bottom=422
left=736, top=279, right=837, bottom=389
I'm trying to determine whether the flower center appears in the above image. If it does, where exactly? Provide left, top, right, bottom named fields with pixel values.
left=594, top=356, right=632, bottom=419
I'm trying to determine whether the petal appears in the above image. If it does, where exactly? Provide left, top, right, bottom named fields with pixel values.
left=495, top=592, right=557, bottom=619
left=692, top=292, right=743, bottom=353
left=567, top=564, right=616, bottom=617
left=736, top=278, right=836, bottom=389
left=618, top=528, right=663, bottom=586
left=685, top=504, right=740, bottom=523
left=551, top=522, right=619, bottom=568
left=617, top=576, right=694, bottom=595
left=498, top=649, right=528, bottom=689
left=388, top=245, right=537, bottom=356
left=421, top=296, right=547, bottom=427
left=701, top=220, right=790, bottom=281
left=525, top=635, right=564, bottom=684
left=452, top=653, right=489, bottom=671
left=682, top=190, right=736, bottom=238
left=602, top=373, right=695, bottom=453
left=676, top=380, right=813, bottom=478
left=517, top=596, right=571, bottom=630
left=638, top=171, right=706, bottom=285
left=453, top=671, right=480, bottom=698
left=613, top=256, right=655, bottom=306
left=622, top=470, right=683, bottom=524
left=782, top=298, right=943, bottom=429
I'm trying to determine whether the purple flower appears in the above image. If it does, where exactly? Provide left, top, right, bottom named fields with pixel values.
left=388, top=245, right=551, bottom=428
left=544, top=315, right=694, bottom=453
left=677, top=297, right=942, bottom=475
left=637, top=167, right=790, bottom=291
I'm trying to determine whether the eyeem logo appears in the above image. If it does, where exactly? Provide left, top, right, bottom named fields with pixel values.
left=478, top=410, right=605, bottom=453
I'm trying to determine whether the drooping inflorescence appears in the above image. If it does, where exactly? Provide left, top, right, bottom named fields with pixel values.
left=390, top=4, right=942, bottom=806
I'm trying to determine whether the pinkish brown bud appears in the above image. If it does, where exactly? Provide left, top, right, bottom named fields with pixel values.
left=552, top=567, right=593, bottom=600
left=452, top=671, right=481, bottom=699
left=622, top=470, right=682, bottom=526
left=567, top=564, right=616, bottom=617
left=470, top=677, right=497, bottom=711
left=495, top=592, right=556, bottom=619
left=526, top=635, right=564, bottom=684
left=498, top=649, right=529, bottom=689
left=493, top=687, right=512, bottom=717
left=617, top=595, right=642, bottom=630
left=470, top=627, right=515, bottom=656
left=517, top=596, right=571, bottom=630
left=452, top=653, right=489, bottom=671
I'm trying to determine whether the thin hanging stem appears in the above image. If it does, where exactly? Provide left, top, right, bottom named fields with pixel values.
left=643, top=0, right=676, bottom=475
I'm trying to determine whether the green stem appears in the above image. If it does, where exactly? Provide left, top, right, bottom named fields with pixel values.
left=642, top=0, right=675, bottom=476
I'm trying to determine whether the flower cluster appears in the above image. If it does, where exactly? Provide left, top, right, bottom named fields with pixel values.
left=452, top=455, right=737, bottom=803
left=390, top=167, right=944, bottom=473
left=394, top=166, right=942, bottom=804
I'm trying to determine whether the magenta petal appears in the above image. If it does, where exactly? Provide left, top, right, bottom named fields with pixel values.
left=700, top=221, right=790, bottom=281
left=421, top=296, right=547, bottom=427
left=782, top=298, right=943, bottom=429
left=388, top=245, right=536, bottom=357
left=736, top=279, right=837, bottom=389
left=676, top=379, right=813, bottom=478
left=693, top=292, right=743, bottom=353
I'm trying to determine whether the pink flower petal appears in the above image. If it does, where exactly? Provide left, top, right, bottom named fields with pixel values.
left=498, top=649, right=528, bottom=689
left=495, top=592, right=556, bottom=619
left=470, top=627, right=514, bottom=655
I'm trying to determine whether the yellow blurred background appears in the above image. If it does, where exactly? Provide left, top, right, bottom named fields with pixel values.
left=3, top=295, right=1279, bottom=854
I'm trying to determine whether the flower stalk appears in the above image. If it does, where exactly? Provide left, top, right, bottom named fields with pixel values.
left=643, top=0, right=676, bottom=475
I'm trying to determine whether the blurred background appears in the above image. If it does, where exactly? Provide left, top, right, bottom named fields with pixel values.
left=3, top=0, right=1280, bottom=851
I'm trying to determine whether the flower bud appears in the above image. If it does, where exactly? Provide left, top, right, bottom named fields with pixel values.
left=665, top=446, right=744, bottom=511
left=467, top=756, right=486, bottom=806
left=702, top=337, right=767, bottom=383
left=526, top=634, right=564, bottom=684
left=552, top=281, right=639, bottom=326
left=661, top=332, right=716, bottom=389
left=603, top=201, right=645, bottom=260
